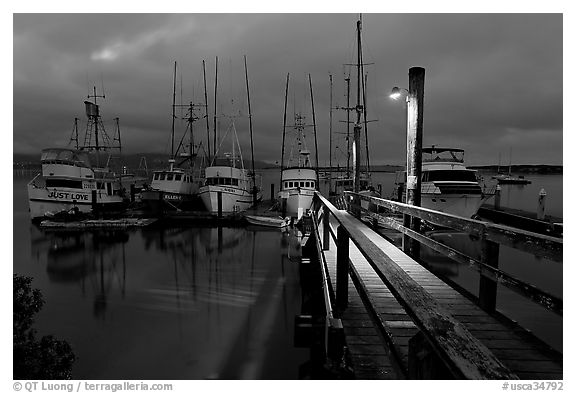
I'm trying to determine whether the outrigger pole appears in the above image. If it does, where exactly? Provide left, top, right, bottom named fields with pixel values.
left=280, top=73, right=290, bottom=187
left=308, top=73, right=320, bottom=190
left=213, top=56, right=219, bottom=163
left=171, top=61, right=177, bottom=162
left=244, top=55, right=257, bottom=206
left=202, top=60, right=210, bottom=162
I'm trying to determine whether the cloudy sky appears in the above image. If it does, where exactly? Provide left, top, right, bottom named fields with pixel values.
left=13, top=12, right=562, bottom=166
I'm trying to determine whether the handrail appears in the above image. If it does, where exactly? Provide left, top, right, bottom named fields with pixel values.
left=346, top=191, right=562, bottom=262
left=313, top=191, right=518, bottom=379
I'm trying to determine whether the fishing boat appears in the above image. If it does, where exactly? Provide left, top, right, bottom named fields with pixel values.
left=141, top=62, right=206, bottom=211
left=198, top=56, right=262, bottom=214
left=27, top=88, right=128, bottom=221
left=278, top=73, right=319, bottom=219
left=393, top=146, right=495, bottom=218
left=492, top=149, right=531, bottom=184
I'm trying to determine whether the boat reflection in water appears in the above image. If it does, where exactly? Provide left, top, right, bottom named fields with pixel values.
left=29, top=224, right=308, bottom=379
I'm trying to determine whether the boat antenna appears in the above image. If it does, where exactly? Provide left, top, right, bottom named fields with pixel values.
left=244, top=55, right=257, bottom=206
left=308, top=73, right=319, bottom=189
left=202, top=59, right=211, bottom=162
left=114, top=117, right=122, bottom=154
left=213, top=56, right=219, bottom=163
left=69, top=117, right=79, bottom=149
left=280, top=73, right=290, bottom=186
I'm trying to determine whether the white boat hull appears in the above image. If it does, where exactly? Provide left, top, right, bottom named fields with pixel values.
left=421, top=193, right=486, bottom=218
left=285, top=189, right=315, bottom=219
left=27, top=183, right=124, bottom=220
left=199, top=185, right=261, bottom=214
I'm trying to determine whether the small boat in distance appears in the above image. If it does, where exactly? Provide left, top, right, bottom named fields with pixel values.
left=244, top=215, right=289, bottom=228
left=492, top=149, right=531, bottom=184
left=393, top=146, right=495, bottom=218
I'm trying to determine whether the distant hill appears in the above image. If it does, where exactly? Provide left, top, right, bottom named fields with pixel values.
left=13, top=152, right=277, bottom=171
left=469, top=165, right=562, bottom=174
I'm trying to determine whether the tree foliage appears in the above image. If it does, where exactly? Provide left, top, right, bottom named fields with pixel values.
left=13, top=274, right=75, bottom=379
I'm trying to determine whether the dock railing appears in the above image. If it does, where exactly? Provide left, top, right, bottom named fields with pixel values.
left=342, top=191, right=562, bottom=316
left=308, top=190, right=562, bottom=379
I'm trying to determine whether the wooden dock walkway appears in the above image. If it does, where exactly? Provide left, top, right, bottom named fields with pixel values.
left=307, top=192, right=562, bottom=379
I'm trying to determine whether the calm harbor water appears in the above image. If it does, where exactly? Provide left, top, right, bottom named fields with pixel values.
left=14, top=169, right=563, bottom=378
left=14, top=173, right=310, bottom=379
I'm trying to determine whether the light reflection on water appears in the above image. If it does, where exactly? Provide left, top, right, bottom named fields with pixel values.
left=15, top=172, right=309, bottom=379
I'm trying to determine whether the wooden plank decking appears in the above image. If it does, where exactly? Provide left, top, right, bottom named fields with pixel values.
left=318, top=212, right=563, bottom=380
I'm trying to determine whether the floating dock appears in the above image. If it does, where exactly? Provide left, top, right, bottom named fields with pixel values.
left=39, top=217, right=158, bottom=230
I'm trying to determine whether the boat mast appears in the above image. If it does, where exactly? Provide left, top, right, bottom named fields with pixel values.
left=353, top=17, right=363, bottom=192
left=213, top=56, right=219, bottom=162
left=309, top=73, right=319, bottom=189
left=329, top=73, right=333, bottom=186
left=203, top=60, right=211, bottom=162
left=345, top=76, right=351, bottom=176
left=171, top=62, right=177, bottom=161
left=280, top=73, right=290, bottom=186
left=244, top=55, right=257, bottom=205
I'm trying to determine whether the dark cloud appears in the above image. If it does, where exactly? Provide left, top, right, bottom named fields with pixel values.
left=13, top=13, right=562, bottom=165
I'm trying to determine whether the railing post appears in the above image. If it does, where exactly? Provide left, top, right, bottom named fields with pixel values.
left=336, top=225, right=349, bottom=315
left=322, top=205, right=330, bottom=251
left=478, top=237, right=500, bottom=312
left=494, top=185, right=501, bottom=210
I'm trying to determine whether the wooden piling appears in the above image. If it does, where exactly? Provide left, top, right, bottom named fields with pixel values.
left=130, top=184, right=135, bottom=204
left=478, top=238, right=500, bottom=312
left=537, top=188, right=547, bottom=220
left=494, top=185, right=501, bottom=210
left=217, top=191, right=223, bottom=218
left=91, top=190, right=98, bottom=218
left=404, top=66, right=425, bottom=260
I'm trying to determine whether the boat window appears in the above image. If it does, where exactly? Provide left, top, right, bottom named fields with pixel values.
left=167, top=174, right=173, bottom=181
left=426, top=170, right=478, bottom=182
left=305, top=181, right=310, bottom=188
left=224, top=178, right=230, bottom=185
left=284, top=182, right=288, bottom=188
left=288, top=182, right=292, bottom=188
left=57, top=150, right=74, bottom=161
left=300, top=182, right=305, bottom=187
left=97, top=182, right=105, bottom=189
left=160, top=174, right=166, bottom=180
left=175, top=174, right=182, bottom=181
left=311, top=181, right=315, bottom=188
left=41, top=150, right=59, bottom=161
left=45, top=179, right=83, bottom=189
left=232, top=178, right=239, bottom=186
